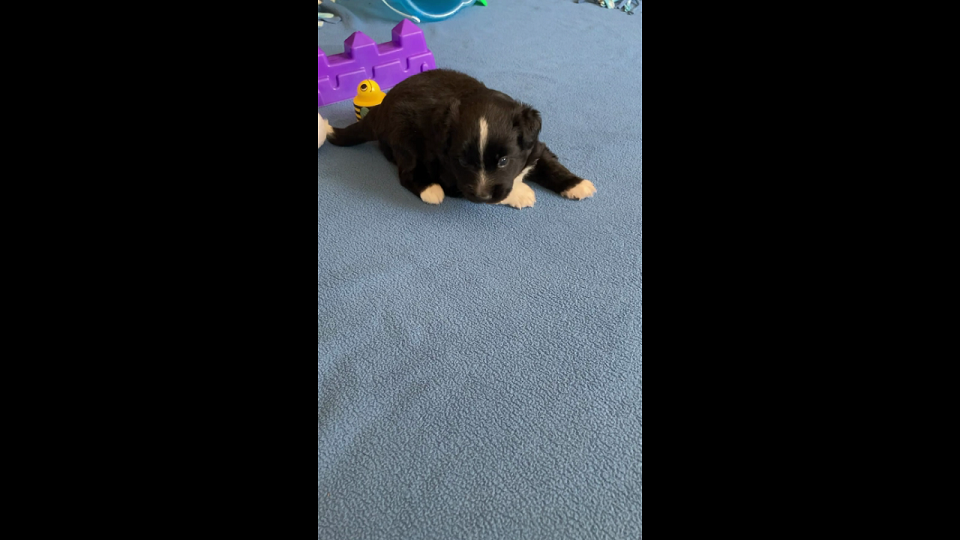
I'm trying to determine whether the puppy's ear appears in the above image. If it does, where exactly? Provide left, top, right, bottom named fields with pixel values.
left=515, top=106, right=542, bottom=150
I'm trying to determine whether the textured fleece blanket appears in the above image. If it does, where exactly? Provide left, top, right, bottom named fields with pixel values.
left=318, top=2, right=642, bottom=538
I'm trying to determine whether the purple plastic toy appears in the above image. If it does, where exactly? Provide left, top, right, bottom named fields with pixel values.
left=318, top=20, right=437, bottom=107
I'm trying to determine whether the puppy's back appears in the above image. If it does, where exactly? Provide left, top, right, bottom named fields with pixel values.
left=385, top=70, right=487, bottom=106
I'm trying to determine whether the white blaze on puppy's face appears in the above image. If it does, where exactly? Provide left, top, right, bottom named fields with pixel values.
left=477, top=117, right=489, bottom=196
left=479, top=117, right=489, bottom=158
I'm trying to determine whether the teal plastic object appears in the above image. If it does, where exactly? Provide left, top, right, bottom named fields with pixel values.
left=385, top=0, right=476, bottom=22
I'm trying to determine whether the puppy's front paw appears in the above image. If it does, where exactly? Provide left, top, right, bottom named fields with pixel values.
left=500, top=182, right=536, bottom=210
left=561, top=180, right=597, bottom=201
left=420, top=184, right=445, bottom=205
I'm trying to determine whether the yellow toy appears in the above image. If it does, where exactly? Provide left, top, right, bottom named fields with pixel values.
left=353, top=80, right=386, bottom=121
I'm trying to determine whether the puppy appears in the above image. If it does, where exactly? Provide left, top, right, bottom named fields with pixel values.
left=326, top=70, right=596, bottom=209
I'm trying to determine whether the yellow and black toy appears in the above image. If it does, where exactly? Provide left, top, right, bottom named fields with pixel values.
left=353, top=80, right=386, bottom=121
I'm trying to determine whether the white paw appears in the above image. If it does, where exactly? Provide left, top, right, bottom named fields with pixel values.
left=420, top=184, right=445, bottom=205
left=561, top=180, right=597, bottom=201
left=318, top=114, right=333, bottom=149
left=499, top=182, right=536, bottom=210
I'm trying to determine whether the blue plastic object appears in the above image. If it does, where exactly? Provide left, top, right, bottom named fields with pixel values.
left=384, top=0, right=476, bottom=22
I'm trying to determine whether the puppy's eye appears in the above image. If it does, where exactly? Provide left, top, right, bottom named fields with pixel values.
left=459, top=157, right=470, bottom=168
left=498, top=157, right=509, bottom=169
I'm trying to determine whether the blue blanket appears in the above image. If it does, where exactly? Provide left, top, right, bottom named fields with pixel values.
left=319, top=2, right=642, bottom=538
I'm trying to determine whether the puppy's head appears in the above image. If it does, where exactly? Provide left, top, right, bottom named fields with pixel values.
left=448, top=98, right=542, bottom=204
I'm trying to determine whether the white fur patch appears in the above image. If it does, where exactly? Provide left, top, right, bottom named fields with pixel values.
left=499, top=166, right=536, bottom=210
left=318, top=114, right=333, bottom=149
left=477, top=117, right=489, bottom=194
left=562, top=180, right=597, bottom=201
left=420, top=184, right=445, bottom=205
left=514, top=165, right=534, bottom=184
left=500, top=182, right=536, bottom=210
left=479, top=117, right=489, bottom=161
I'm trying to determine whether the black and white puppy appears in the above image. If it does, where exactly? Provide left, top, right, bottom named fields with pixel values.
left=327, top=70, right=596, bottom=209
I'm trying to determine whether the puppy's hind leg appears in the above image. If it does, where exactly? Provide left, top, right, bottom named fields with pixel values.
left=379, top=141, right=396, bottom=164
left=327, top=117, right=376, bottom=147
